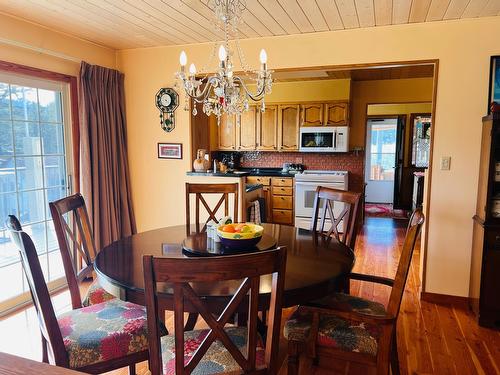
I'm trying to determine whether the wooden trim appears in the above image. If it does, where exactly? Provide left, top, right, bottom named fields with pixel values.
left=420, top=291, right=469, bottom=307
left=0, top=59, right=80, bottom=192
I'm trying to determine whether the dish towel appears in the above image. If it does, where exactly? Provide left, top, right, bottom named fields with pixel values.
left=249, top=200, right=262, bottom=225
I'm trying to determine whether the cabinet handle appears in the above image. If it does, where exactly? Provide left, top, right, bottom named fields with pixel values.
left=281, top=197, right=284, bottom=200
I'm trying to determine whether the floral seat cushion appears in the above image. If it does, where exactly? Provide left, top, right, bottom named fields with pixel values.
left=284, top=293, right=386, bottom=357
left=57, top=298, right=149, bottom=368
left=82, top=280, right=116, bottom=307
left=161, top=327, right=265, bottom=375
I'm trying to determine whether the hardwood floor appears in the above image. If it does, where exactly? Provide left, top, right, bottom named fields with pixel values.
left=1, top=217, right=499, bottom=374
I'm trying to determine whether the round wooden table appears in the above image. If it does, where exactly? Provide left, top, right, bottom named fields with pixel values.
left=94, top=223, right=355, bottom=313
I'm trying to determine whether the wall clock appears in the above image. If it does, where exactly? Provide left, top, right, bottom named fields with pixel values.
left=155, top=88, right=179, bottom=132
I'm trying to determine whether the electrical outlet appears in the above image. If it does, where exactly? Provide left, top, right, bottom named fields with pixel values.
left=440, top=156, right=451, bottom=170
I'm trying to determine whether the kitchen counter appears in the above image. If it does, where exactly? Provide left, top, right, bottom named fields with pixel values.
left=186, top=171, right=250, bottom=177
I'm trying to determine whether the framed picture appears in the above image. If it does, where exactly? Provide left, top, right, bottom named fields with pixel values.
left=158, top=143, right=182, bottom=159
left=488, top=56, right=500, bottom=113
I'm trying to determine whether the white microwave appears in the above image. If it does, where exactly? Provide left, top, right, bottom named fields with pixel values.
left=299, top=126, right=349, bottom=152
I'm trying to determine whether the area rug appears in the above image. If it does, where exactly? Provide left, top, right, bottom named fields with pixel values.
left=365, top=203, right=409, bottom=219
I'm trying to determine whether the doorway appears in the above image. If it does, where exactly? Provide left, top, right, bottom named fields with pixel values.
left=365, top=118, right=399, bottom=203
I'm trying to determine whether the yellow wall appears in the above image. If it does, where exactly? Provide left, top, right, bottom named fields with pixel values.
left=0, top=12, right=116, bottom=76
left=252, top=79, right=350, bottom=102
left=118, top=16, right=500, bottom=297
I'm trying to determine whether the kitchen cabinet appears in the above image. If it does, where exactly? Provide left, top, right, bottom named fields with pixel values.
left=218, top=114, right=237, bottom=150
left=257, top=105, right=278, bottom=151
left=324, top=101, right=349, bottom=126
left=271, top=177, right=294, bottom=225
left=301, top=103, right=323, bottom=126
left=237, top=106, right=257, bottom=150
left=278, top=104, right=300, bottom=151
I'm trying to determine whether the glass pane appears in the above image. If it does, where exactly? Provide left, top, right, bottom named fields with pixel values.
left=16, top=156, right=43, bottom=191
left=41, top=123, right=64, bottom=154
left=0, top=83, right=10, bottom=120
left=46, top=187, right=66, bottom=219
left=0, top=193, right=18, bottom=230
left=0, top=158, right=17, bottom=193
left=39, top=253, right=49, bottom=282
left=46, top=220, right=59, bottom=252
left=19, top=189, right=45, bottom=224
left=38, top=89, right=62, bottom=123
left=48, top=250, right=64, bottom=281
left=369, top=123, right=396, bottom=181
left=0, top=261, right=24, bottom=301
left=13, top=121, right=41, bottom=155
left=0, top=121, right=13, bottom=155
left=301, top=132, right=333, bottom=148
left=23, top=222, right=47, bottom=254
left=44, top=156, right=66, bottom=187
left=0, top=228, right=19, bottom=267
left=10, top=85, right=38, bottom=121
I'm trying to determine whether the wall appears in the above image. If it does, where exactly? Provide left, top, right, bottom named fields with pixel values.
left=252, top=79, right=350, bottom=102
left=0, top=13, right=116, bottom=76
left=117, top=16, right=500, bottom=297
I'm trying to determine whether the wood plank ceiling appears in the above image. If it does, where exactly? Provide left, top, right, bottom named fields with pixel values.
left=0, top=0, right=499, bottom=50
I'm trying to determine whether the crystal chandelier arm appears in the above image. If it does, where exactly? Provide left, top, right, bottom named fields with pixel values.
left=233, top=76, right=268, bottom=101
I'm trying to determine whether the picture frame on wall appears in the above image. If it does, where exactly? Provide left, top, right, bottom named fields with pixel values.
left=488, top=56, right=500, bottom=113
left=158, top=143, right=182, bottom=159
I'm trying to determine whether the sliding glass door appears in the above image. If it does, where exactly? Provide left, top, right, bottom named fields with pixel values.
left=0, top=72, right=73, bottom=314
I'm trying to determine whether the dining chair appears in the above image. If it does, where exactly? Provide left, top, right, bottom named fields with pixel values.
left=143, top=247, right=287, bottom=375
left=284, top=209, right=424, bottom=375
left=6, top=215, right=150, bottom=374
left=185, top=182, right=239, bottom=232
left=310, top=186, right=362, bottom=250
left=49, top=193, right=115, bottom=309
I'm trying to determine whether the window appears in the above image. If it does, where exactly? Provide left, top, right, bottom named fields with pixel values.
left=369, top=122, right=396, bottom=181
left=0, top=71, right=73, bottom=314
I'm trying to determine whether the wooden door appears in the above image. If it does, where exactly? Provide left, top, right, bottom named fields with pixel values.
left=238, top=106, right=257, bottom=150
left=263, top=186, right=272, bottom=222
left=257, top=105, right=278, bottom=151
left=218, top=114, right=236, bottom=150
left=301, top=103, right=323, bottom=126
left=324, top=101, right=349, bottom=125
left=279, top=104, right=299, bottom=151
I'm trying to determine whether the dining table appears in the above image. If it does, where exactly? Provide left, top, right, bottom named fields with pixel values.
left=94, top=223, right=355, bottom=324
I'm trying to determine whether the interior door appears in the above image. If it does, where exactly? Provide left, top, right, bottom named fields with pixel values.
left=393, top=116, right=406, bottom=208
left=365, top=118, right=398, bottom=203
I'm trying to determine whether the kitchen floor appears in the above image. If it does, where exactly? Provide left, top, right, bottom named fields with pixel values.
left=1, top=218, right=499, bottom=374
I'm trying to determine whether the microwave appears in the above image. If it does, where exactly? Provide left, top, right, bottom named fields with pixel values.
left=299, top=126, right=349, bottom=152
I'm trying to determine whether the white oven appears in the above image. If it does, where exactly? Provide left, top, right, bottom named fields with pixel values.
left=294, top=171, right=349, bottom=230
left=299, top=126, right=349, bottom=152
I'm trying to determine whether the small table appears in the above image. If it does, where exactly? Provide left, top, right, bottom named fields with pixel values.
left=94, top=224, right=354, bottom=313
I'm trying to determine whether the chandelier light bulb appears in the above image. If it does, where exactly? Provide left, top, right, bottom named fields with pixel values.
left=179, top=51, right=187, bottom=66
left=189, top=63, right=197, bottom=75
left=259, top=49, right=267, bottom=64
left=218, top=45, right=227, bottom=62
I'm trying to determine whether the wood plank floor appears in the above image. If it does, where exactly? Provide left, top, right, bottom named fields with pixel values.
left=1, top=217, right=499, bottom=374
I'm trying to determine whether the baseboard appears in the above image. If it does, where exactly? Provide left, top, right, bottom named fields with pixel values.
left=420, top=291, right=470, bottom=307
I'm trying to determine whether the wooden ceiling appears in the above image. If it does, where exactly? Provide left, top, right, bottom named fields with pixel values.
left=1, top=0, right=499, bottom=50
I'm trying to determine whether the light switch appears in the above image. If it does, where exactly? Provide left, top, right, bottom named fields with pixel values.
left=440, top=156, right=451, bottom=170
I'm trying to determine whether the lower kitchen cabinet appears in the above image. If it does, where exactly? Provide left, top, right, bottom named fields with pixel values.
left=271, top=177, right=294, bottom=225
left=272, top=209, right=293, bottom=225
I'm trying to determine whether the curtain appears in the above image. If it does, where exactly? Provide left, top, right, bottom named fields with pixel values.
left=79, top=61, right=136, bottom=250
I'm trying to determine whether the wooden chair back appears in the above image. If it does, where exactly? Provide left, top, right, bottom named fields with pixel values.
left=6, top=215, right=69, bottom=367
left=49, top=193, right=96, bottom=309
left=185, top=182, right=239, bottom=232
left=386, top=208, right=425, bottom=318
left=311, top=187, right=361, bottom=249
left=143, top=247, right=287, bottom=375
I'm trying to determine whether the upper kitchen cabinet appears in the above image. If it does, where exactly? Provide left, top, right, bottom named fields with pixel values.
left=237, top=106, right=257, bottom=150
left=301, top=103, right=324, bottom=126
left=257, top=105, right=278, bottom=151
left=218, top=113, right=237, bottom=150
left=324, top=101, right=349, bottom=126
left=278, top=104, right=300, bottom=151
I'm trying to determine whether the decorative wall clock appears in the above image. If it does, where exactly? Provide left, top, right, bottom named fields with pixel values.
left=155, top=88, right=179, bottom=132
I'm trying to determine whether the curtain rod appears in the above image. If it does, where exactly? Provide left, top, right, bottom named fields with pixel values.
left=0, top=36, right=82, bottom=63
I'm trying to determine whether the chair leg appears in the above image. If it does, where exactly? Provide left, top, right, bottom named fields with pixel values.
left=41, top=336, right=48, bottom=363
left=287, top=340, right=300, bottom=375
left=390, top=330, right=400, bottom=375
left=129, top=364, right=136, bottom=375
left=184, top=313, right=199, bottom=331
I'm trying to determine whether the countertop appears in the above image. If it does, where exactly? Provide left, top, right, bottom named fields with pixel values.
left=186, top=171, right=250, bottom=177
left=186, top=168, right=298, bottom=178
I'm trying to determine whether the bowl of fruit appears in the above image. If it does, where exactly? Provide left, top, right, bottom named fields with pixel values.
left=216, top=223, right=264, bottom=249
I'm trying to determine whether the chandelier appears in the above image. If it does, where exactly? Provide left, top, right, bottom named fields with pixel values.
left=175, top=0, right=272, bottom=121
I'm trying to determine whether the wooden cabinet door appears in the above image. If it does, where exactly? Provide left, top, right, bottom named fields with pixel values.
left=257, top=105, right=278, bottom=151
left=279, top=105, right=299, bottom=151
left=263, top=186, right=272, bottom=222
left=218, top=114, right=236, bottom=150
left=324, top=101, right=349, bottom=126
left=301, top=103, right=323, bottom=126
left=237, top=106, right=257, bottom=150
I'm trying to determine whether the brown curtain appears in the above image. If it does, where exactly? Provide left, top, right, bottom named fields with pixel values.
left=79, top=61, right=136, bottom=250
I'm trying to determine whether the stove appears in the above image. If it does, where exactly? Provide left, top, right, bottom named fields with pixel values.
left=294, top=170, right=349, bottom=230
